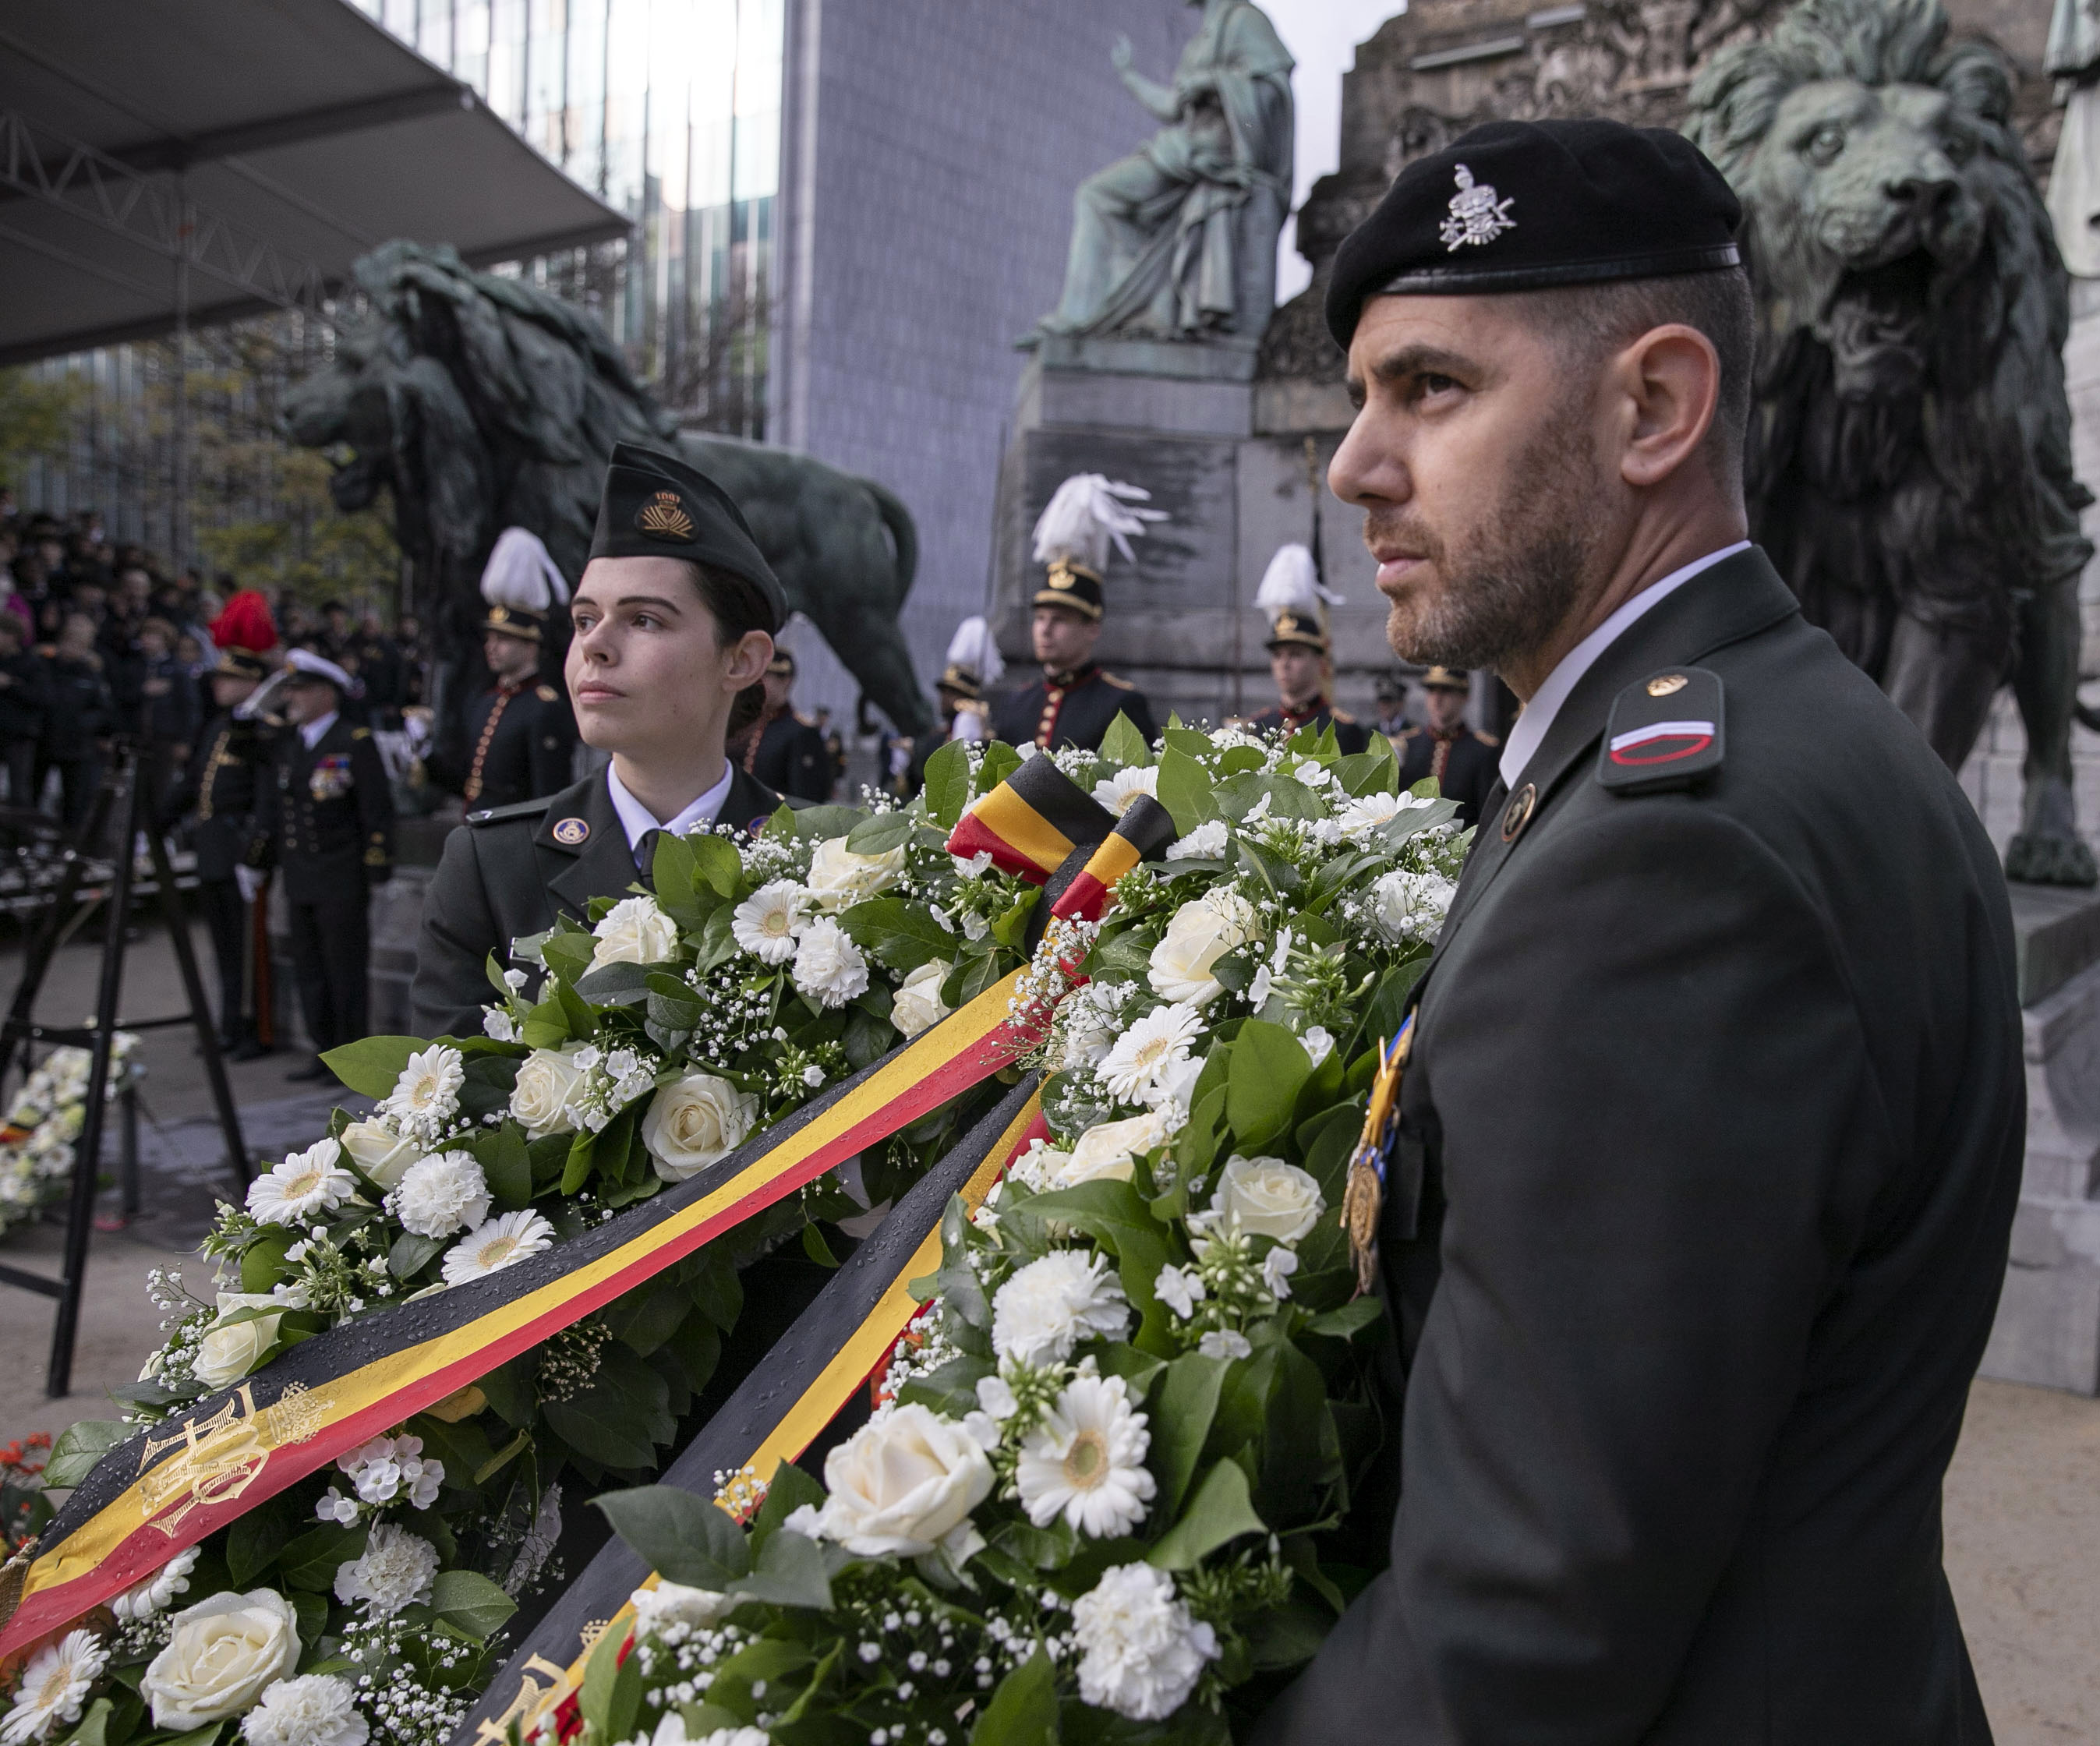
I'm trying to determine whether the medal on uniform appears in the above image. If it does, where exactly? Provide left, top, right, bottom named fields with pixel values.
left=1343, top=1016, right=1412, bottom=1296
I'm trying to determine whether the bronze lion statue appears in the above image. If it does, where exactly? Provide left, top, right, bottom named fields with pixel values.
left=1687, top=0, right=2096, bottom=884
left=283, top=242, right=935, bottom=746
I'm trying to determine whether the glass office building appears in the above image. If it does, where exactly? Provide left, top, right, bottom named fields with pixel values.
left=352, top=0, right=783, bottom=436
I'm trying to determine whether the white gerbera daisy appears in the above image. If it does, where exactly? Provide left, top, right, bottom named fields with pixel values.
left=110, top=1546, right=199, bottom=1622
left=1091, top=765, right=1159, bottom=818
left=790, top=917, right=870, bottom=1010
left=245, top=1138, right=356, bottom=1226
left=0, top=1630, right=107, bottom=1745
left=241, top=1674, right=368, bottom=1746
left=1070, top=1564, right=1218, bottom=1721
left=992, top=1250, right=1132, bottom=1367
left=1015, top=1373, right=1155, bottom=1538
left=730, top=880, right=810, bottom=965
left=331, top=1522, right=438, bottom=1619
left=1097, top=1002, right=1204, bottom=1108
left=440, top=1210, right=555, bottom=1286
left=391, top=1151, right=491, bottom=1239
left=379, top=1044, right=465, bottom=1139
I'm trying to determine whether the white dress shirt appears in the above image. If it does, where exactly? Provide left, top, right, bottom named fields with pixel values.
left=1497, top=541, right=1751, bottom=790
left=298, top=710, right=339, bottom=751
left=605, top=760, right=733, bottom=849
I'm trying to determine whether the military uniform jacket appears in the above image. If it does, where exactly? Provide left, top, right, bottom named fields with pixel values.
left=175, top=709, right=275, bottom=880
left=747, top=708, right=833, bottom=802
left=1259, top=550, right=2021, bottom=1745
left=458, top=680, right=577, bottom=809
left=412, top=763, right=783, bottom=1040
left=990, top=664, right=1158, bottom=752
left=253, top=716, right=396, bottom=905
left=1396, top=721, right=1501, bottom=826
left=1246, top=701, right=1369, bottom=755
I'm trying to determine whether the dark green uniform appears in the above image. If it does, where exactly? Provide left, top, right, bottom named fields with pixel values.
left=252, top=716, right=394, bottom=1055
left=990, top=663, right=1157, bottom=752
left=1248, top=701, right=1370, bottom=755
left=412, top=764, right=783, bottom=1039
left=746, top=708, right=833, bottom=802
left=173, top=708, right=277, bottom=1049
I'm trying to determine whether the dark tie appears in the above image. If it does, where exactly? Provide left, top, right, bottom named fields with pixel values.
left=634, top=829, right=663, bottom=885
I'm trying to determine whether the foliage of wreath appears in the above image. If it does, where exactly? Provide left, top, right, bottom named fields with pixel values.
left=0, top=1036, right=143, bottom=1239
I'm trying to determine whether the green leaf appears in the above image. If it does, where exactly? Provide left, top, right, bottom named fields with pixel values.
left=1098, top=711, right=1151, bottom=770
left=1147, top=1355, right=1229, bottom=1522
left=389, top=1230, right=446, bottom=1280
left=239, top=1229, right=295, bottom=1295
left=578, top=1604, right=642, bottom=1746
left=1155, top=745, right=1218, bottom=836
left=473, top=1427, right=531, bottom=1484
left=275, top=1522, right=366, bottom=1592
left=846, top=810, right=914, bottom=855
left=44, top=1419, right=126, bottom=1490
left=1225, top=1020, right=1313, bottom=1153
left=724, top=1522, right=832, bottom=1609
left=593, top=1484, right=751, bottom=1588
left=154, top=1724, right=221, bottom=1746
left=749, top=1459, right=826, bottom=1550
left=922, top=739, right=973, bottom=830
left=1306, top=1299, right=1384, bottom=1338
left=971, top=1650, right=1059, bottom=1746
left=432, top=1569, right=518, bottom=1642
left=1216, top=771, right=1325, bottom=823
left=317, top=1035, right=421, bottom=1100
left=546, top=1341, right=674, bottom=1469
left=574, top=960, right=655, bottom=1006
left=58, top=1697, right=115, bottom=1746
left=560, top=1126, right=596, bottom=1196
left=479, top=1122, right=532, bottom=1212
left=690, top=833, right=744, bottom=898
left=974, top=741, right=1022, bottom=794
left=839, top=896, right=956, bottom=971
left=1335, top=730, right=1399, bottom=797
left=1146, top=1458, right=1267, bottom=1571
left=790, top=804, right=868, bottom=842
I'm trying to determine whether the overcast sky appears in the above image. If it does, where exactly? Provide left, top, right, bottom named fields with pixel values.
left=1271, top=1, right=1405, bottom=299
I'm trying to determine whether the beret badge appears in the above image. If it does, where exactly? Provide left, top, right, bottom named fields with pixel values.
left=1440, top=164, right=1515, bottom=253
left=636, top=490, right=696, bottom=541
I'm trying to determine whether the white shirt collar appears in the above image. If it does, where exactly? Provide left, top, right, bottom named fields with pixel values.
left=604, top=761, right=734, bottom=850
left=298, top=710, right=339, bottom=751
left=1497, top=541, right=1751, bottom=790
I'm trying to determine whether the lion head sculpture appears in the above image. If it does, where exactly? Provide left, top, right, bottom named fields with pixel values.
left=283, top=242, right=934, bottom=746
left=1686, top=0, right=2097, bottom=884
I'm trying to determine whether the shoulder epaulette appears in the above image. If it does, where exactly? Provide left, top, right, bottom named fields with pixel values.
left=794, top=709, right=818, bottom=728
left=1331, top=707, right=1357, bottom=724
left=352, top=726, right=372, bottom=740
left=536, top=684, right=560, bottom=703
left=1597, top=666, right=1723, bottom=796
left=468, top=797, right=555, bottom=826
left=1474, top=729, right=1501, bottom=748
left=1098, top=672, right=1135, bottom=691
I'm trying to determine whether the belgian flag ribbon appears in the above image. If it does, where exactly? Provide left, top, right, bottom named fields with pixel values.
left=947, top=753, right=1178, bottom=928
left=451, top=1080, right=1048, bottom=1746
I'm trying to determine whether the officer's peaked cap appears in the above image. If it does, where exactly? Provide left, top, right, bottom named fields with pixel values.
left=1327, top=119, right=1742, bottom=349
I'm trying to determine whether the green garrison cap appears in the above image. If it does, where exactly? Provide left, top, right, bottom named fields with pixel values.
left=588, top=442, right=787, bottom=632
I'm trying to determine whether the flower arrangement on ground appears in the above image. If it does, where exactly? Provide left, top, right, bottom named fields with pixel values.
left=567, top=714, right=1468, bottom=1744
left=0, top=1036, right=143, bottom=1239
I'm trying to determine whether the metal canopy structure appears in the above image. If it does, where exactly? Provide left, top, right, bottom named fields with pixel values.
left=0, top=0, right=631, bottom=366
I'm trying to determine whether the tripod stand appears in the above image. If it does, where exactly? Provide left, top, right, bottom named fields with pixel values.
left=0, top=739, right=249, bottom=1397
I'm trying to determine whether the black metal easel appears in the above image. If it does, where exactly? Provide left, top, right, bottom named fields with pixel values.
left=0, top=740, right=250, bottom=1397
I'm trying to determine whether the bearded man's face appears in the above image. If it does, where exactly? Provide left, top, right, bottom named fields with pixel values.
left=1330, top=295, right=1610, bottom=674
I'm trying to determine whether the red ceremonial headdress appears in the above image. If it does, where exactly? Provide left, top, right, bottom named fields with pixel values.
left=210, top=590, right=278, bottom=653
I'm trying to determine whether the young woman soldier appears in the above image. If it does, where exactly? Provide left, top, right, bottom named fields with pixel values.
left=411, top=444, right=787, bottom=1041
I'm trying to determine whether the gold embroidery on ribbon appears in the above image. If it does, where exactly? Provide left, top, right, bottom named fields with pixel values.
left=475, top=1654, right=570, bottom=1745
left=136, top=1384, right=330, bottom=1535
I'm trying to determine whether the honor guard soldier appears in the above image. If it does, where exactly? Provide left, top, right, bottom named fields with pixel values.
left=991, top=473, right=1161, bottom=752
left=251, top=649, right=394, bottom=1082
left=453, top=528, right=578, bottom=810
left=1255, top=120, right=2024, bottom=1745
left=936, top=617, right=1002, bottom=744
left=1246, top=543, right=1368, bottom=752
left=741, top=647, right=834, bottom=801
left=413, top=444, right=788, bottom=1041
left=176, top=620, right=280, bottom=1061
left=1395, top=666, right=1499, bottom=825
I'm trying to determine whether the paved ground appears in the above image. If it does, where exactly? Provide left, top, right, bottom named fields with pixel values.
left=0, top=924, right=2097, bottom=1737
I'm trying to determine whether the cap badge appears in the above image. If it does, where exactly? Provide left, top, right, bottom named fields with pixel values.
left=636, top=491, right=695, bottom=541
left=1440, top=164, right=1516, bottom=253
left=1048, top=566, right=1074, bottom=590
left=1647, top=673, right=1688, bottom=697
left=552, top=817, right=591, bottom=846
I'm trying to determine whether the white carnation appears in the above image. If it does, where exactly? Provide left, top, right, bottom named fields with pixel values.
left=391, top=1150, right=490, bottom=1239
left=790, top=917, right=870, bottom=1009
left=332, top=1522, right=438, bottom=1618
left=992, top=1250, right=1132, bottom=1367
left=1164, top=819, right=1228, bottom=861
left=630, top=1581, right=736, bottom=1637
left=1070, top=1563, right=1218, bottom=1721
left=111, top=1546, right=199, bottom=1622
left=240, top=1675, right=368, bottom=1746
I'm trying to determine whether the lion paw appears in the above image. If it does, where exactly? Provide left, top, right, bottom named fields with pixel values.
left=2005, top=833, right=2100, bottom=888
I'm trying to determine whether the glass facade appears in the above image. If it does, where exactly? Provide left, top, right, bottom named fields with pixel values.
left=352, top=0, right=783, bottom=436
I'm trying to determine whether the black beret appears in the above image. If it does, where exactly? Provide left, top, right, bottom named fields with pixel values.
left=588, top=442, right=787, bottom=632
left=1326, top=119, right=1742, bottom=349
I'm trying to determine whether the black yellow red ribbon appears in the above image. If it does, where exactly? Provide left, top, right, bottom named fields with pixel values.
left=453, top=1080, right=1048, bottom=1746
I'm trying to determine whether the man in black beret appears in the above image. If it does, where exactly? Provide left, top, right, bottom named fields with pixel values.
left=1258, top=120, right=2019, bottom=1744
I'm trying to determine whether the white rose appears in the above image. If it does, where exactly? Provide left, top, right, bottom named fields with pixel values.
left=193, top=1293, right=285, bottom=1392
left=1147, top=890, right=1258, bottom=1007
left=1210, top=1154, right=1324, bottom=1243
left=890, top=960, right=953, bottom=1040
left=804, top=836, right=907, bottom=911
left=509, top=1047, right=585, bottom=1139
left=814, top=1402, right=993, bottom=1557
left=590, top=895, right=681, bottom=969
left=338, top=1119, right=419, bottom=1189
left=642, top=1073, right=758, bottom=1182
left=1371, top=867, right=1458, bottom=945
left=1059, top=1111, right=1172, bottom=1187
left=143, top=1589, right=300, bottom=1728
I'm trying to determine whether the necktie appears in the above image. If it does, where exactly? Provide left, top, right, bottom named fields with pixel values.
left=634, top=829, right=663, bottom=887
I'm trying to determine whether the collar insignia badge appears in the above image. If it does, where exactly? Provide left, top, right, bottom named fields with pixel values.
left=1440, top=164, right=1516, bottom=252
left=636, top=491, right=695, bottom=540
left=552, top=817, right=591, bottom=846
